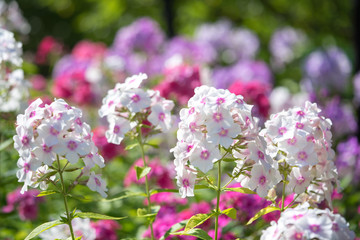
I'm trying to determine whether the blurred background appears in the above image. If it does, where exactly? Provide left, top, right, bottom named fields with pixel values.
left=1, top=0, right=360, bottom=239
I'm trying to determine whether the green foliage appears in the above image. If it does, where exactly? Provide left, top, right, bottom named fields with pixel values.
left=171, top=228, right=213, bottom=240
left=184, top=212, right=216, bottom=232
left=247, top=206, right=280, bottom=225
left=24, top=220, right=63, bottom=240
left=135, top=166, right=152, bottom=180
left=222, top=208, right=237, bottom=220
left=75, top=212, right=127, bottom=220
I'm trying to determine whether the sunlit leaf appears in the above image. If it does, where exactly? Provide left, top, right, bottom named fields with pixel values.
left=247, top=206, right=280, bottom=225
left=24, top=220, right=63, bottom=240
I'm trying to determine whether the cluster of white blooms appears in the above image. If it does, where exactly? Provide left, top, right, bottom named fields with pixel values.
left=0, top=0, right=31, bottom=34
left=14, top=98, right=108, bottom=197
left=39, top=217, right=96, bottom=240
left=0, top=28, right=29, bottom=112
left=261, top=203, right=355, bottom=240
left=172, top=86, right=280, bottom=198
left=261, top=101, right=338, bottom=204
left=99, top=73, right=174, bottom=145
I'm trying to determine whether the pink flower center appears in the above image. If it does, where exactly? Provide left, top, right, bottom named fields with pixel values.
left=278, top=127, right=287, bottom=135
left=287, top=137, right=297, bottom=145
left=182, top=179, right=190, bottom=187
left=188, top=107, right=195, bottom=114
left=50, top=127, right=59, bottom=136
left=216, top=97, right=225, bottom=105
left=293, top=214, right=303, bottom=220
left=294, top=232, right=303, bottom=240
left=54, top=112, right=63, bottom=120
left=24, top=162, right=30, bottom=173
left=95, top=177, right=101, bottom=186
left=21, top=136, right=30, bottom=146
left=108, top=100, right=114, bottom=106
left=213, top=112, right=223, bottom=123
left=113, top=125, right=120, bottom=134
left=297, top=151, right=308, bottom=161
left=158, top=112, right=165, bottom=122
left=259, top=176, right=266, bottom=185
left=296, top=176, right=305, bottom=185
left=295, top=122, right=304, bottom=129
left=75, top=118, right=82, bottom=126
left=296, top=110, right=305, bottom=116
left=29, top=111, right=36, bottom=118
left=42, top=144, right=53, bottom=153
left=189, top=122, right=197, bottom=132
left=306, top=135, right=315, bottom=142
left=200, top=150, right=210, bottom=160
left=67, top=140, right=78, bottom=151
left=309, top=224, right=320, bottom=233
left=332, top=223, right=339, bottom=231
left=131, top=94, right=140, bottom=103
left=65, top=104, right=72, bottom=110
left=218, top=128, right=228, bottom=137
left=236, top=98, right=244, bottom=104
left=257, top=151, right=265, bottom=160
left=186, top=144, right=193, bottom=152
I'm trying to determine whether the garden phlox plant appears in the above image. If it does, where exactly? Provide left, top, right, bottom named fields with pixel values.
left=13, top=98, right=122, bottom=240
left=99, top=72, right=174, bottom=240
left=171, top=85, right=279, bottom=239
left=0, top=28, right=29, bottom=112
left=261, top=203, right=355, bottom=240
left=260, top=101, right=338, bottom=207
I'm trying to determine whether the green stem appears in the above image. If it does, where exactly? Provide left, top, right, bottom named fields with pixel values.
left=215, top=160, right=222, bottom=240
left=281, top=176, right=287, bottom=211
left=137, top=128, right=155, bottom=240
left=57, top=155, right=75, bottom=240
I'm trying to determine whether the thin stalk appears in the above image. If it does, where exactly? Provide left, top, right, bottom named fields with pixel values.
left=137, top=128, right=155, bottom=240
left=215, top=160, right=222, bottom=240
left=57, top=155, right=75, bottom=240
left=281, top=175, right=287, bottom=211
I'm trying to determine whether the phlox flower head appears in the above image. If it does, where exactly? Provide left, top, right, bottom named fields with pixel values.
left=99, top=73, right=174, bottom=146
left=0, top=28, right=29, bottom=112
left=14, top=98, right=107, bottom=197
left=173, top=85, right=278, bottom=198
left=262, top=101, right=338, bottom=203
left=260, top=203, right=355, bottom=240
left=2, top=188, right=44, bottom=221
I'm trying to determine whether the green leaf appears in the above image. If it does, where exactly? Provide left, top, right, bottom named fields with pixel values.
left=64, top=167, right=82, bottom=172
left=37, top=190, right=58, bottom=197
left=35, top=171, right=57, bottom=184
left=75, top=212, right=127, bottom=220
left=195, top=184, right=216, bottom=190
left=223, top=187, right=256, bottom=194
left=103, top=191, right=146, bottom=202
left=160, top=220, right=187, bottom=240
left=135, top=166, right=151, bottom=180
left=150, top=188, right=178, bottom=195
left=222, top=158, right=237, bottom=162
left=184, top=212, right=215, bottom=232
left=24, top=220, right=63, bottom=240
left=137, top=205, right=161, bottom=218
left=66, top=237, right=82, bottom=240
left=247, top=206, right=280, bottom=225
left=171, top=228, right=212, bottom=240
left=144, top=143, right=159, bottom=148
left=222, top=208, right=237, bottom=219
left=125, top=143, right=139, bottom=150
left=0, top=138, right=13, bottom=151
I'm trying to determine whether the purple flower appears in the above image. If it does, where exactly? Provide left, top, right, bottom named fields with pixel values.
left=269, top=27, right=307, bottom=69
left=212, top=60, right=273, bottom=89
left=164, top=36, right=216, bottom=64
left=2, top=188, right=44, bottom=220
left=91, top=220, right=120, bottom=240
left=111, top=18, right=165, bottom=76
left=319, top=97, right=357, bottom=139
left=302, top=46, right=351, bottom=94
left=195, top=20, right=259, bottom=65
left=336, top=137, right=360, bottom=183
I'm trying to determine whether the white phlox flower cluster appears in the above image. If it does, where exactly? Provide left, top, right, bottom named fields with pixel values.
left=260, top=203, right=355, bottom=240
left=14, top=98, right=108, bottom=197
left=172, top=85, right=279, bottom=198
left=0, top=28, right=29, bottom=112
left=261, top=101, right=338, bottom=204
left=39, top=217, right=96, bottom=240
left=99, top=73, right=174, bottom=145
